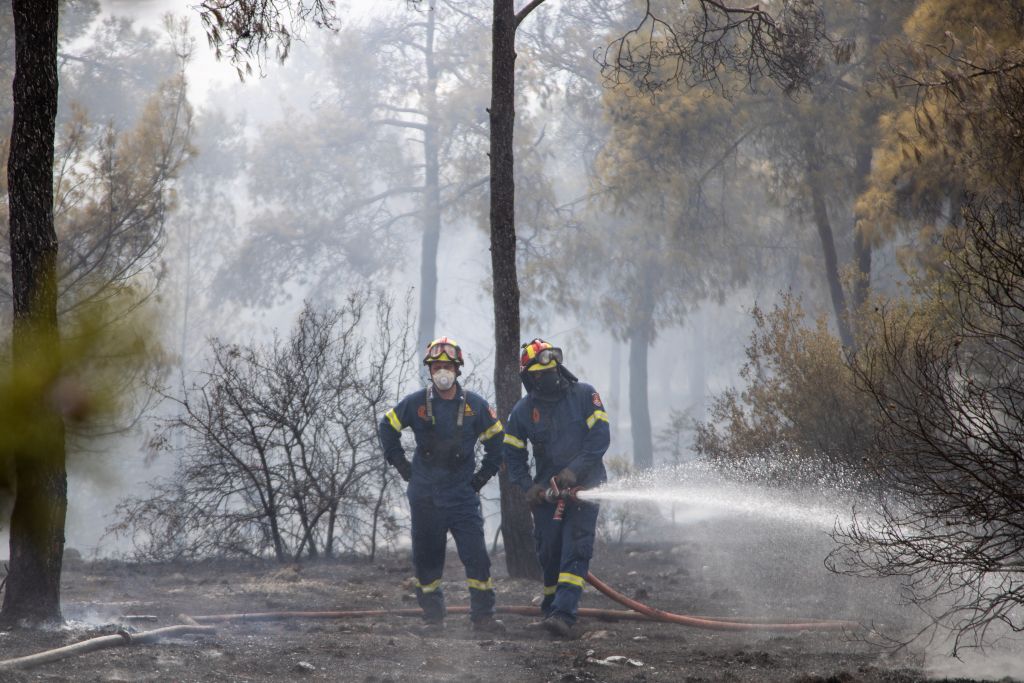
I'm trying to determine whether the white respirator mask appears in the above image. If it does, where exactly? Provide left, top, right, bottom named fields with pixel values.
left=431, top=368, right=456, bottom=392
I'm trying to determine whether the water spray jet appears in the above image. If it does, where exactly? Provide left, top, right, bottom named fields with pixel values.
left=536, top=476, right=858, bottom=632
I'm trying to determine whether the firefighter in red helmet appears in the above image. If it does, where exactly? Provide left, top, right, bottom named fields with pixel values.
left=504, top=339, right=610, bottom=638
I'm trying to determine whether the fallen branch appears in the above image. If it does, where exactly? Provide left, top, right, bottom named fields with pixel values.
left=0, top=624, right=215, bottom=671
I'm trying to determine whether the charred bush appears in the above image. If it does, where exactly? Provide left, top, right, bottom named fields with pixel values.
left=830, top=192, right=1024, bottom=652
left=109, top=290, right=415, bottom=562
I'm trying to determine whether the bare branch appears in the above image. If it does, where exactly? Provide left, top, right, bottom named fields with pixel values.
left=514, top=0, right=547, bottom=29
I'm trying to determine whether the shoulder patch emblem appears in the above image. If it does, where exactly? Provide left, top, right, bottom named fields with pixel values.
left=532, top=407, right=541, bottom=423
left=417, top=405, right=428, bottom=420
left=592, top=392, right=603, bottom=408
left=488, top=406, right=497, bottom=420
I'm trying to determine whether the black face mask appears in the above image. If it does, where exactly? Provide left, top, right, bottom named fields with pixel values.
left=533, top=368, right=566, bottom=397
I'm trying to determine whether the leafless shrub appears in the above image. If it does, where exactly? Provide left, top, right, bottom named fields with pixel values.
left=108, top=290, right=416, bottom=562
left=830, top=191, right=1024, bottom=653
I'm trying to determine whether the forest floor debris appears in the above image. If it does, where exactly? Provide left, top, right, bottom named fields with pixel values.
left=1, top=517, right=1019, bottom=682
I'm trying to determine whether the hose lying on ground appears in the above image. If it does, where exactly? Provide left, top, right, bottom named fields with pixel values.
left=0, top=623, right=216, bottom=671
left=192, top=572, right=856, bottom=632
left=0, top=571, right=856, bottom=672
left=585, top=572, right=857, bottom=631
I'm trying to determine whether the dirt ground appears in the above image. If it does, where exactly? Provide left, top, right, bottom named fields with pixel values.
left=0, top=516, right=1019, bottom=682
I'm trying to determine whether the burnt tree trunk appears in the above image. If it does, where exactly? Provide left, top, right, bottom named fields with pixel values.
left=608, top=342, right=621, bottom=436
left=801, top=126, right=854, bottom=349
left=850, top=3, right=883, bottom=330
left=417, top=4, right=441, bottom=357
left=490, top=0, right=539, bottom=580
left=851, top=141, right=873, bottom=318
left=628, top=271, right=655, bottom=470
left=688, top=310, right=706, bottom=424
left=1, top=0, right=67, bottom=626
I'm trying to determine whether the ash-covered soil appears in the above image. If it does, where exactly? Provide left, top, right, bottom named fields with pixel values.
left=1, top=516, right=1018, bottom=682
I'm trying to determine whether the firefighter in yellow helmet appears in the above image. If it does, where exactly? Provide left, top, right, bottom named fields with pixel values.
left=378, top=337, right=505, bottom=633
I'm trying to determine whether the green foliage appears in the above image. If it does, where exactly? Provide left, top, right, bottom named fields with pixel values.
left=197, top=0, right=337, bottom=76
left=859, top=0, right=1024, bottom=255
left=0, top=11, right=194, bottom=318
left=694, top=295, right=877, bottom=470
left=0, top=287, right=161, bottom=515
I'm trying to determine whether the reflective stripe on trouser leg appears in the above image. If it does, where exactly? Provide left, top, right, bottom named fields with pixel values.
left=449, top=493, right=495, bottom=620
left=550, top=501, right=600, bottom=626
left=541, top=583, right=558, bottom=615
left=466, top=577, right=496, bottom=621
left=532, top=501, right=563, bottom=617
left=409, top=492, right=447, bottom=621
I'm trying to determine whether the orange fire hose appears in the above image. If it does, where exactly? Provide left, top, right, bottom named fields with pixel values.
left=188, top=573, right=856, bottom=632
left=584, top=572, right=857, bottom=632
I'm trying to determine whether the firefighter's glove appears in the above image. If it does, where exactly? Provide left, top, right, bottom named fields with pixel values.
left=525, top=484, right=547, bottom=507
left=554, top=467, right=576, bottom=487
left=471, top=470, right=491, bottom=493
left=394, top=458, right=413, bottom=482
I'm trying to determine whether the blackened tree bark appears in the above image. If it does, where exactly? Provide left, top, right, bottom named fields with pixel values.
left=1, top=0, right=67, bottom=626
left=850, top=3, right=883, bottom=327
left=851, top=141, right=874, bottom=318
left=628, top=271, right=655, bottom=470
left=688, top=310, right=706, bottom=424
left=608, top=343, right=621, bottom=436
left=801, top=125, right=854, bottom=349
left=490, top=0, right=545, bottom=580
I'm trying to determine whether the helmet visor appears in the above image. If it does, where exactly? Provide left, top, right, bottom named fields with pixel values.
left=527, top=347, right=563, bottom=370
left=536, top=348, right=563, bottom=366
left=427, top=342, right=459, bottom=362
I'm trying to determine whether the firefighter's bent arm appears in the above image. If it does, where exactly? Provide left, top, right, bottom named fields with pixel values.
left=476, top=403, right=504, bottom=479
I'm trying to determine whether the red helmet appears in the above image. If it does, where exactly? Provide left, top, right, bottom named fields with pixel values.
left=519, top=338, right=563, bottom=372
left=423, top=336, right=464, bottom=366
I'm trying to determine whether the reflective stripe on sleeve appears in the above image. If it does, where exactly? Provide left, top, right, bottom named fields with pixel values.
left=585, top=410, right=609, bottom=429
left=557, top=572, right=585, bottom=588
left=480, top=420, right=503, bottom=441
left=385, top=408, right=403, bottom=432
left=416, top=578, right=442, bottom=593
left=467, top=578, right=494, bottom=591
left=503, top=433, right=525, bottom=449
left=543, top=585, right=557, bottom=596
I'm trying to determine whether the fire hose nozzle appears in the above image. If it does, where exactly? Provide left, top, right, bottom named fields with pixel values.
left=545, top=477, right=583, bottom=521
left=544, top=488, right=581, bottom=503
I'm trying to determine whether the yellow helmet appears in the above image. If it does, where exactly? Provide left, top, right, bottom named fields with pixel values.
left=423, top=336, right=464, bottom=366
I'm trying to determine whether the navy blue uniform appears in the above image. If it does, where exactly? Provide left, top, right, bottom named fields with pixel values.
left=504, top=381, right=610, bottom=625
left=379, top=385, right=504, bottom=622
